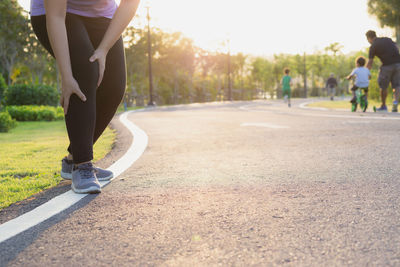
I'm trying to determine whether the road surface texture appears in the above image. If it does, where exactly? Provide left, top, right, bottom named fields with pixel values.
left=2, top=100, right=400, bottom=266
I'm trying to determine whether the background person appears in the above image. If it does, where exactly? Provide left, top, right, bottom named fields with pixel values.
left=347, top=56, right=371, bottom=112
left=281, top=68, right=292, bottom=107
left=326, top=73, right=338, bottom=101
left=366, top=30, right=400, bottom=112
left=30, top=0, right=140, bottom=193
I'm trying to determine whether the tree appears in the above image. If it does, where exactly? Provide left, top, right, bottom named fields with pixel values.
left=195, top=49, right=217, bottom=102
left=292, top=53, right=309, bottom=97
left=308, top=53, right=325, bottom=90
left=324, top=42, right=343, bottom=56
left=124, top=26, right=148, bottom=105
left=154, top=31, right=196, bottom=104
left=0, top=0, right=30, bottom=84
left=231, top=53, right=247, bottom=100
left=23, top=21, right=56, bottom=85
left=251, top=57, right=276, bottom=99
left=368, top=0, right=400, bottom=45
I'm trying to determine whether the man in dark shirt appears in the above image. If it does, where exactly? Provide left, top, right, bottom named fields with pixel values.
left=366, top=30, right=400, bottom=112
left=326, top=73, right=338, bottom=101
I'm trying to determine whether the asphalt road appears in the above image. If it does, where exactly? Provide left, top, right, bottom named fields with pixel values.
left=3, top=99, right=400, bottom=266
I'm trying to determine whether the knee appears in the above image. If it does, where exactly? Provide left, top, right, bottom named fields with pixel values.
left=72, top=60, right=99, bottom=95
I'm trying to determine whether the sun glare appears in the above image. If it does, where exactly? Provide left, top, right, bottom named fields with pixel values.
left=18, top=0, right=392, bottom=56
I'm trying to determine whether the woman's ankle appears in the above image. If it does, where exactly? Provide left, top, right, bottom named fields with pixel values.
left=75, top=161, right=91, bottom=166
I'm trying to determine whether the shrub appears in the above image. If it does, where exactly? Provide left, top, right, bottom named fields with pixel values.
left=2, top=84, right=59, bottom=106
left=6, top=105, right=64, bottom=121
left=0, top=111, right=17, bottom=132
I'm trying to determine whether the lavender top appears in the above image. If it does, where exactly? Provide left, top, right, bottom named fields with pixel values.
left=30, top=0, right=118, bottom=19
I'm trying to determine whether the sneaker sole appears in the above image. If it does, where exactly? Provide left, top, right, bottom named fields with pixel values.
left=61, top=171, right=113, bottom=181
left=60, top=171, right=72, bottom=180
left=71, top=184, right=101, bottom=194
left=96, top=173, right=113, bottom=181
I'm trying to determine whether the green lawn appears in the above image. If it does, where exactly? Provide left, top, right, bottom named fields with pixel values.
left=0, top=120, right=115, bottom=210
left=307, top=99, right=388, bottom=112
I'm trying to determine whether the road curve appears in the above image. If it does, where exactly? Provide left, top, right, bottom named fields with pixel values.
left=4, top=99, right=400, bottom=266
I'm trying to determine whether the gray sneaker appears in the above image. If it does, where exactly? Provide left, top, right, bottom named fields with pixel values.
left=71, top=163, right=101, bottom=194
left=61, top=157, right=113, bottom=181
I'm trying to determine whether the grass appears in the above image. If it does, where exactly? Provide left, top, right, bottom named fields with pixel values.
left=307, top=99, right=389, bottom=112
left=0, top=121, right=115, bottom=210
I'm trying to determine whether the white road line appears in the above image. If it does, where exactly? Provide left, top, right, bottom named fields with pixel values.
left=299, top=101, right=328, bottom=111
left=103, top=111, right=148, bottom=182
left=0, top=110, right=148, bottom=244
left=240, top=123, right=289, bottom=129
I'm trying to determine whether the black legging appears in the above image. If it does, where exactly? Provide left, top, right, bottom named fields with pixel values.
left=31, top=13, right=126, bottom=164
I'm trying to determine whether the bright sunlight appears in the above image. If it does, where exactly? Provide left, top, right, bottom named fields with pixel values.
left=18, top=0, right=392, bottom=55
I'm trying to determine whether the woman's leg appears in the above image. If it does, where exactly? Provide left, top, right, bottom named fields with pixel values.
left=31, top=14, right=99, bottom=164
left=94, top=37, right=126, bottom=144
left=79, top=17, right=126, bottom=147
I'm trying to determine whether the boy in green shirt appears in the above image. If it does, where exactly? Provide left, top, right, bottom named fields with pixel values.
left=282, top=68, right=292, bottom=107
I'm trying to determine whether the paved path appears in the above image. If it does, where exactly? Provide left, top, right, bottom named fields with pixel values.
left=2, top=100, right=400, bottom=266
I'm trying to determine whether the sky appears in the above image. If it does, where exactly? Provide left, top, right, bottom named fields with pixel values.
left=18, top=0, right=393, bottom=56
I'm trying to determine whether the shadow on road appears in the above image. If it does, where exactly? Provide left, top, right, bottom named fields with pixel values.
left=0, top=193, right=99, bottom=267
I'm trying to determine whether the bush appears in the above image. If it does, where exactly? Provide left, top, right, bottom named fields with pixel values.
left=6, top=105, right=64, bottom=121
left=0, top=111, right=17, bottom=132
left=2, top=84, right=59, bottom=106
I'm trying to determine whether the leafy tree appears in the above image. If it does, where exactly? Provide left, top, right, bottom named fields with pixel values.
left=23, top=21, right=56, bottom=85
left=368, top=0, right=400, bottom=45
left=324, top=42, right=344, bottom=56
left=0, top=0, right=30, bottom=84
left=195, top=49, right=217, bottom=102
left=308, top=53, right=326, bottom=90
left=124, top=26, right=148, bottom=105
left=154, top=31, right=196, bottom=104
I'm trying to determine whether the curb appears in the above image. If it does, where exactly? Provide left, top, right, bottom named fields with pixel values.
left=0, top=110, right=148, bottom=244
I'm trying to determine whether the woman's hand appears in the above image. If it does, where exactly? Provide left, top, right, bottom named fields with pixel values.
left=60, top=77, right=87, bottom=115
left=92, top=0, right=139, bottom=86
left=89, top=48, right=107, bottom=87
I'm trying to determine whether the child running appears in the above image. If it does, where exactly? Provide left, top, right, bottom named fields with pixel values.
left=347, top=56, right=371, bottom=111
left=282, top=68, right=292, bottom=107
